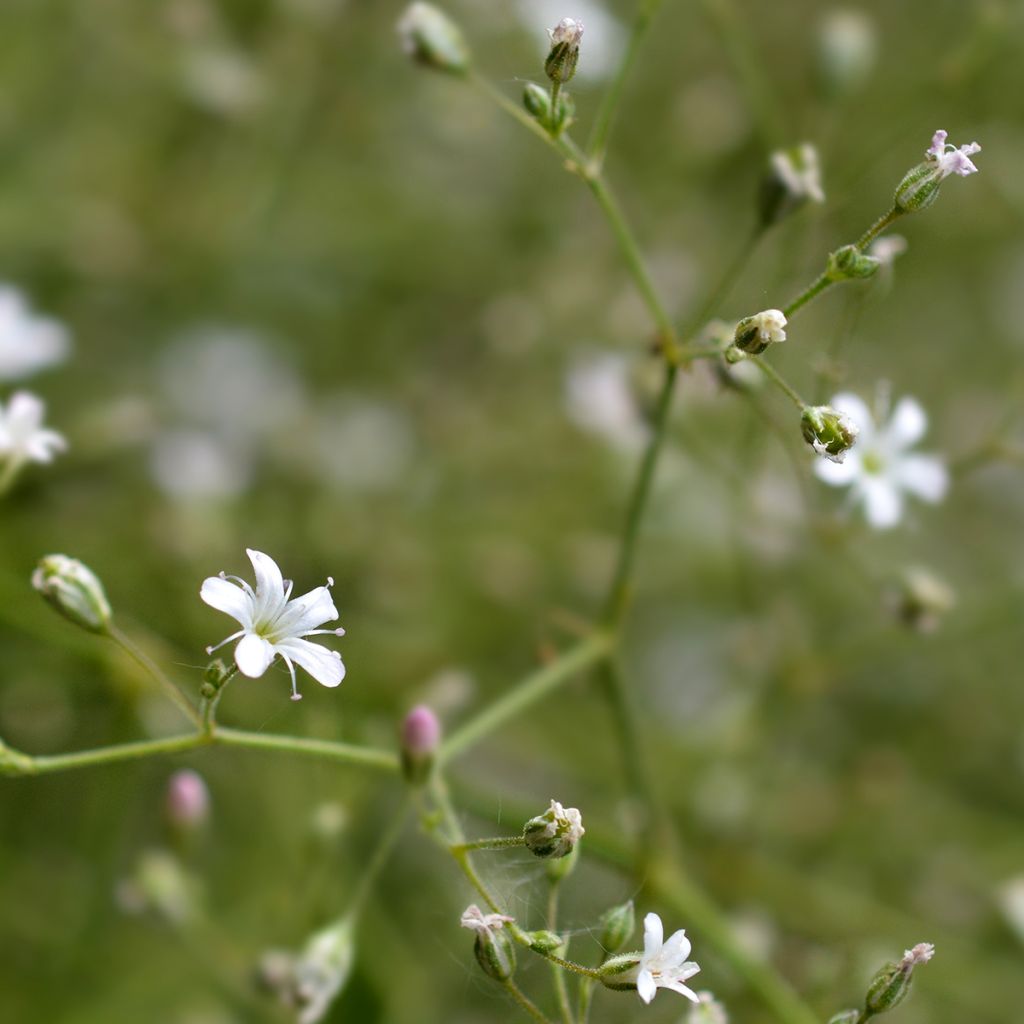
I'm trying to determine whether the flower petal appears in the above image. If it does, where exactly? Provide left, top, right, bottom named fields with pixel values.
left=275, top=584, right=339, bottom=636
left=896, top=454, right=948, bottom=503
left=235, top=632, right=275, bottom=677
left=636, top=969, right=657, bottom=1004
left=200, top=576, right=254, bottom=627
left=663, top=979, right=701, bottom=1002
left=8, top=391, right=45, bottom=428
left=831, top=392, right=875, bottom=440
left=885, top=397, right=927, bottom=449
left=814, top=451, right=861, bottom=486
left=643, top=913, right=664, bottom=957
left=275, top=637, right=346, bottom=688
left=246, top=549, right=288, bottom=621
left=660, top=929, right=692, bottom=964
left=861, top=477, right=903, bottom=529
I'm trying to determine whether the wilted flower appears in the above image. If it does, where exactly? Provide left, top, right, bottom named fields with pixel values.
left=865, top=941, right=935, bottom=1014
left=925, top=130, right=981, bottom=179
left=894, top=129, right=981, bottom=212
left=201, top=549, right=345, bottom=700
left=546, top=17, right=584, bottom=83
left=523, top=799, right=585, bottom=858
left=813, top=391, right=948, bottom=529
left=0, top=286, right=70, bottom=381
left=0, top=391, right=67, bottom=476
left=636, top=912, right=701, bottom=1004
left=461, top=904, right=516, bottom=982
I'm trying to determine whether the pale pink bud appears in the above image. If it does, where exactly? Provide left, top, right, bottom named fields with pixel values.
left=400, top=704, right=441, bottom=784
left=165, top=769, right=210, bottom=830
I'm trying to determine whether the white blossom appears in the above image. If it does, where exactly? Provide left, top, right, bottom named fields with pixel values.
left=549, top=16, right=584, bottom=46
left=0, top=391, right=67, bottom=469
left=635, top=912, right=701, bottom=1005
left=460, top=905, right=514, bottom=933
left=769, top=144, right=825, bottom=204
left=925, top=129, right=981, bottom=179
left=201, top=549, right=345, bottom=700
left=814, top=391, right=948, bottom=529
left=0, top=286, right=70, bottom=381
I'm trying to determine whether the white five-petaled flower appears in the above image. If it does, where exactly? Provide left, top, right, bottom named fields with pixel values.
left=0, top=286, right=70, bottom=381
left=636, top=912, right=701, bottom=1005
left=201, top=549, right=345, bottom=701
left=460, top=905, right=514, bottom=933
left=814, top=391, right=948, bottom=529
left=925, top=129, right=981, bottom=179
left=0, top=391, right=67, bottom=468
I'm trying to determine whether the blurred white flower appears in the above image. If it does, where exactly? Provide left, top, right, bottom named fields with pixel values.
left=566, top=352, right=647, bottom=450
left=201, top=548, right=345, bottom=700
left=814, top=391, right=948, bottom=529
left=926, top=129, right=981, bottom=179
left=635, top=912, right=701, bottom=1004
left=181, top=45, right=265, bottom=116
left=0, top=286, right=70, bottom=381
left=867, top=235, right=908, bottom=268
left=0, top=391, right=67, bottom=475
left=689, top=990, right=729, bottom=1024
left=150, top=429, right=253, bottom=500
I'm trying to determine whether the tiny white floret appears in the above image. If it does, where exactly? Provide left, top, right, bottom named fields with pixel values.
left=0, top=390, right=67, bottom=468
left=201, top=549, right=345, bottom=700
left=636, top=912, right=701, bottom=1005
left=0, top=286, right=70, bottom=381
left=460, top=905, right=514, bottom=933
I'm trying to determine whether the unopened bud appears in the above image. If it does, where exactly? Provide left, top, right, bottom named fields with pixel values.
left=400, top=704, right=441, bottom=785
left=523, top=799, right=584, bottom=859
left=864, top=943, right=934, bottom=1015
left=801, top=405, right=859, bottom=462
left=526, top=929, right=565, bottom=955
left=523, top=82, right=551, bottom=121
left=734, top=310, right=787, bottom=355
left=32, top=554, right=112, bottom=634
left=892, top=567, right=954, bottom=633
left=165, top=769, right=210, bottom=832
left=827, top=244, right=880, bottom=281
left=545, top=18, right=584, bottom=84
left=758, top=144, right=825, bottom=227
left=817, top=10, right=876, bottom=100
left=396, top=3, right=469, bottom=76
left=597, top=952, right=642, bottom=991
left=599, top=899, right=635, bottom=954
left=461, top=905, right=516, bottom=982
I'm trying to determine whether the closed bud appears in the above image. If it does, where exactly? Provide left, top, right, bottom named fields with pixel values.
left=400, top=704, right=441, bottom=785
left=597, top=951, right=642, bottom=991
left=827, top=1010, right=860, bottom=1024
left=396, top=3, right=469, bottom=76
left=827, top=244, right=880, bottom=281
left=526, top=929, right=565, bottom=955
left=165, top=769, right=210, bottom=832
left=758, top=144, right=825, bottom=227
left=599, top=899, right=635, bottom=953
left=523, top=82, right=551, bottom=121
left=523, top=799, right=585, bottom=859
left=201, top=658, right=229, bottom=699
left=864, top=943, right=934, bottom=1016
left=802, top=405, right=859, bottom=462
left=545, top=18, right=584, bottom=84
left=32, top=554, right=112, bottom=634
left=734, top=309, right=787, bottom=355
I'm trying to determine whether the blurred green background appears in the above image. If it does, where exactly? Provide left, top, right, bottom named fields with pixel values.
left=1, top=0, right=1023, bottom=1021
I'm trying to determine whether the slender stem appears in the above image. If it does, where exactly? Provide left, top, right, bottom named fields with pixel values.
left=751, top=355, right=807, bottom=409
left=549, top=80, right=562, bottom=129
left=108, top=624, right=202, bottom=728
left=782, top=272, right=833, bottom=319
left=200, top=665, right=239, bottom=735
left=587, top=0, right=667, bottom=165
left=602, top=362, right=678, bottom=626
left=214, top=727, right=399, bottom=772
left=451, top=836, right=525, bottom=854
left=21, top=733, right=211, bottom=775
left=439, top=633, right=612, bottom=764
left=854, top=206, right=903, bottom=251
left=504, top=979, right=554, bottom=1024
left=0, top=456, right=23, bottom=497
left=472, top=73, right=569, bottom=154
left=533, top=951, right=602, bottom=981
left=348, top=801, right=411, bottom=918
left=577, top=979, right=595, bottom=1023
left=548, top=882, right=575, bottom=1024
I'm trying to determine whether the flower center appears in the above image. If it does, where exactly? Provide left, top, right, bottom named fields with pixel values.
left=862, top=450, right=885, bottom=475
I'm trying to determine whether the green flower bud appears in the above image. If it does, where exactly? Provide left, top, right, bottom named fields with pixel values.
left=599, top=900, right=635, bottom=954
left=733, top=309, right=787, bottom=355
left=723, top=345, right=748, bottom=365
left=894, top=163, right=942, bottom=213
left=545, top=19, right=584, bottom=84
left=801, top=405, right=859, bottom=462
left=523, top=82, right=551, bottom=121
left=758, top=144, right=825, bottom=228
left=827, top=244, right=881, bottom=281
left=473, top=926, right=517, bottom=982
left=526, top=929, right=565, bottom=955
left=396, top=3, right=469, bottom=76
left=523, top=799, right=585, bottom=859
left=32, top=554, right=112, bottom=634
left=865, top=943, right=934, bottom=1015
left=596, top=952, right=642, bottom=991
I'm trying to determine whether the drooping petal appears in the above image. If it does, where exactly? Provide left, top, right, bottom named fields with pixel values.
left=861, top=477, right=903, bottom=529
left=662, top=978, right=701, bottom=1002
left=636, top=969, right=657, bottom=1004
left=926, top=130, right=947, bottom=158
left=235, top=632, right=276, bottom=677
left=246, top=549, right=288, bottom=621
left=830, top=392, right=875, bottom=440
left=643, top=913, right=664, bottom=957
left=275, top=637, right=346, bottom=688
left=275, top=584, right=339, bottom=636
left=200, top=576, right=254, bottom=628
left=885, top=397, right=927, bottom=450
left=896, top=454, right=949, bottom=503
left=814, top=451, right=862, bottom=486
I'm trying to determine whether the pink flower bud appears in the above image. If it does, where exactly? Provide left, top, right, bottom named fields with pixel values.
left=165, top=769, right=210, bottom=830
left=400, top=705, right=441, bottom=784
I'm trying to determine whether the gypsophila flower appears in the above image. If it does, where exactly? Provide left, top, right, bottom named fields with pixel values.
left=549, top=16, right=584, bottom=46
left=0, top=286, right=70, bottom=381
left=868, top=235, right=908, bottom=268
left=460, top=905, right=514, bottom=934
left=814, top=391, right=948, bottom=529
left=901, top=942, right=935, bottom=967
left=925, top=130, right=981, bottom=179
left=0, top=391, right=67, bottom=470
left=734, top=309, right=787, bottom=354
left=201, top=549, right=345, bottom=700
left=759, top=144, right=825, bottom=226
left=635, top=912, right=701, bottom=1004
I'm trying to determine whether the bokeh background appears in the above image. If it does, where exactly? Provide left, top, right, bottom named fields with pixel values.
left=1, top=0, right=1023, bottom=1021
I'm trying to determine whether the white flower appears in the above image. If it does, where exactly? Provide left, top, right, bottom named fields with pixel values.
left=550, top=16, right=584, bottom=46
left=0, top=286, right=70, bottom=381
left=460, top=905, right=514, bottom=933
left=200, top=549, right=345, bottom=700
left=566, top=352, right=648, bottom=451
left=925, top=129, right=981, bottom=179
left=0, top=391, right=67, bottom=467
left=769, top=144, right=825, bottom=204
left=814, top=391, right=948, bottom=529
left=867, top=235, right=908, bottom=268
left=636, top=912, right=701, bottom=1005
left=734, top=309, right=787, bottom=354
left=523, top=798, right=585, bottom=857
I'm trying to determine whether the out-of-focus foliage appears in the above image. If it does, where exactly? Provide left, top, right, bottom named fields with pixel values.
left=1, top=0, right=1023, bottom=1021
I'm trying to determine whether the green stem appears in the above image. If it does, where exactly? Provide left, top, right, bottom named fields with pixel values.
left=472, top=72, right=569, bottom=154
left=549, top=79, right=562, bottom=132
left=348, top=800, right=411, bottom=918
left=548, top=882, right=575, bottom=1024
left=200, top=665, right=239, bottom=735
left=438, top=633, right=612, bottom=764
left=577, top=979, right=595, bottom=1022
left=782, top=272, right=833, bottom=319
left=21, top=733, right=211, bottom=775
left=602, top=362, right=678, bottom=626
left=451, top=836, right=525, bottom=854
left=504, top=979, right=554, bottom=1024
left=587, top=0, right=668, bottom=164
left=854, top=206, right=903, bottom=251
left=109, top=624, right=202, bottom=728
left=0, top=456, right=23, bottom=497
left=751, top=355, right=807, bottom=409
left=213, top=727, right=399, bottom=772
